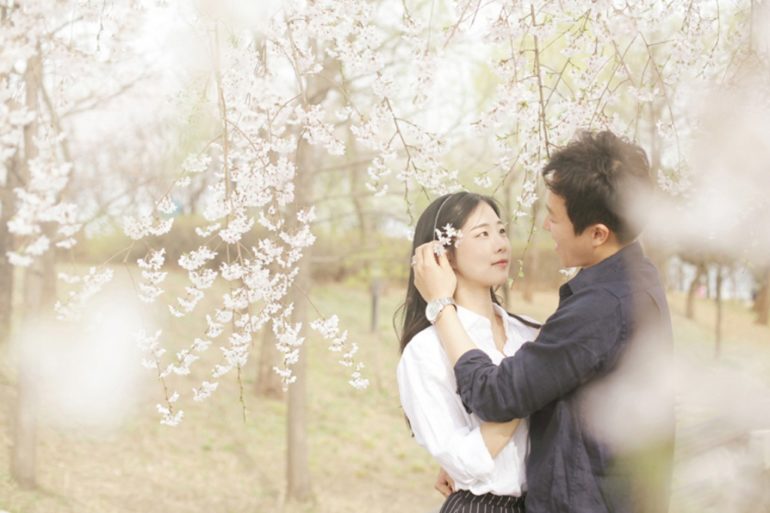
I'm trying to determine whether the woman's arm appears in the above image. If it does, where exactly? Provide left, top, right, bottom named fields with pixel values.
left=412, top=243, right=478, bottom=365
left=480, top=419, right=520, bottom=458
left=397, top=343, right=522, bottom=486
left=433, top=306, right=477, bottom=365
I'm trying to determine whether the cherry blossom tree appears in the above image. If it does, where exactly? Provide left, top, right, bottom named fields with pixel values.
left=1, top=0, right=165, bottom=487
left=2, top=0, right=767, bottom=505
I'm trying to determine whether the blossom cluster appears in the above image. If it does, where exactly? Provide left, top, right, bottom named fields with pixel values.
left=3, top=0, right=757, bottom=428
left=433, top=224, right=463, bottom=257
left=54, top=267, right=115, bottom=321
left=137, top=248, right=167, bottom=303
left=2, top=0, right=152, bottom=271
left=310, top=314, right=369, bottom=390
left=6, top=129, right=81, bottom=267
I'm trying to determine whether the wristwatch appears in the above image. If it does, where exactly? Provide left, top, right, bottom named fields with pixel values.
left=425, top=297, right=455, bottom=324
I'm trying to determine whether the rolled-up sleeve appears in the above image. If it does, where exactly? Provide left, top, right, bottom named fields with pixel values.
left=454, top=292, right=624, bottom=422
left=397, top=346, right=496, bottom=485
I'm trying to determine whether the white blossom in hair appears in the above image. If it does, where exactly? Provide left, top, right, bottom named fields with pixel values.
left=433, top=223, right=463, bottom=256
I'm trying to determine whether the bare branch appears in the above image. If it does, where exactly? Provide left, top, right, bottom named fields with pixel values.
left=61, top=73, right=151, bottom=118
left=531, top=4, right=551, bottom=158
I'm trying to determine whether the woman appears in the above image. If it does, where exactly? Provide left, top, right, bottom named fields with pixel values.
left=396, top=192, right=539, bottom=513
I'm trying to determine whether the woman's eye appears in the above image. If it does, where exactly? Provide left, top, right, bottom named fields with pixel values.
left=499, top=228, right=507, bottom=235
left=477, top=231, right=488, bottom=237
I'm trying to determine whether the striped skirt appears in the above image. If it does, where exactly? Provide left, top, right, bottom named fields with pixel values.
left=439, top=490, right=526, bottom=513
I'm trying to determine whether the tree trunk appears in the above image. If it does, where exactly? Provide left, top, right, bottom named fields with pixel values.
left=348, top=140, right=371, bottom=245
left=11, top=351, right=37, bottom=489
left=522, top=246, right=537, bottom=303
left=0, top=152, right=17, bottom=347
left=521, top=194, right=542, bottom=304
left=685, top=262, right=705, bottom=320
left=255, top=261, right=284, bottom=398
left=12, top=246, right=56, bottom=488
left=502, top=176, right=513, bottom=309
left=285, top=136, right=314, bottom=504
left=286, top=282, right=312, bottom=502
left=706, top=265, right=714, bottom=299
left=347, top=140, right=380, bottom=332
left=10, top=50, right=46, bottom=489
left=676, top=259, right=685, bottom=292
left=0, top=41, right=18, bottom=347
left=646, top=67, right=669, bottom=292
left=283, top=48, right=336, bottom=506
left=754, top=268, right=769, bottom=326
left=255, top=120, right=291, bottom=398
left=714, top=265, right=723, bottom=358
left=370, top=278, right=381, bottom=333
left=255, top=322, right=284, bottom=399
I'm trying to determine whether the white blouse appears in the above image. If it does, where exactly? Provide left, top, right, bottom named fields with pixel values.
left=397, top=303, right=538, bottom=496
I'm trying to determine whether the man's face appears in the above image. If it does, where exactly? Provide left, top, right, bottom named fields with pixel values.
left=543, top=190, right=596, bottom=269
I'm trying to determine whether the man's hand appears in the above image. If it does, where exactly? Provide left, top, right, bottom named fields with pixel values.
left=412, top=242, right=457, bottom=302
left=434, top=467, right=455, bottom=498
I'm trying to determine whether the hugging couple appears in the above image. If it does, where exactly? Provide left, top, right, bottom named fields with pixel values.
left=397, top=130, right=674, bottom=513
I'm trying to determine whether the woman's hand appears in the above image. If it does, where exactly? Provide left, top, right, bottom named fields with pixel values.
left=434, top=467, right=455, bottom=497
left=412, top=242, right=457, bottom=302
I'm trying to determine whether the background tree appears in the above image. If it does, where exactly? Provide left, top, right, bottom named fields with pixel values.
left=0, top=0, right=173, bottom=488
left=753, top=266, right=770, bottom=326
left=2, top=0, right=769, bottom=507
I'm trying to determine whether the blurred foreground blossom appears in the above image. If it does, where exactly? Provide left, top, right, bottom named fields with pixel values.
left=13, top=292, right=144, bottom=431
left=645, top=65, right=770, bottom=265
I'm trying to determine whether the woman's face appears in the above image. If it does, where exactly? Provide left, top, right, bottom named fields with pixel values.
left=451, top=202, right=511, bottom=289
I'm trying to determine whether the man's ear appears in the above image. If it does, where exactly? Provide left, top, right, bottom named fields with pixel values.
left=590, top=223, right=611, bottom=247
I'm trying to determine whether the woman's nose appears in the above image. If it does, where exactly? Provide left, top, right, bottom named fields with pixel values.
left=495, top=233, right=509, bottom=252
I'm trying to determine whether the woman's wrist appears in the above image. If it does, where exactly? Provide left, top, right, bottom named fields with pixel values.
left=434, top=303, right=457, bottom=324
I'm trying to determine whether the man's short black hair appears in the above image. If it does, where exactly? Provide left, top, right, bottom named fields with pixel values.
left=542, top=130, right=653, bottom=244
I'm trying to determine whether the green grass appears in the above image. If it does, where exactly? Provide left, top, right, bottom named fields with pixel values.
left=1, top=271, right=769, bottom=513
left=0, top=269, right=441, bottom=513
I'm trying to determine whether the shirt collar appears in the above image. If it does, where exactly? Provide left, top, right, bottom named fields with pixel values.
left=455, top=303, right=513, bottom=339
left=560, top=240, right=645, bottom=298
left=455, top=303, right=530, bottom=357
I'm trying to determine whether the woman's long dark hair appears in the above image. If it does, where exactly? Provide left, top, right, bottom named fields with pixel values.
left=394, top=192, right=538, bottom=354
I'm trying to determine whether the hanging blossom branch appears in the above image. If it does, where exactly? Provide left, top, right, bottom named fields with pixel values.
left=0, top=18, right=82, bottom=269
left=425, top=0, right=747, bottom=287
left=122, top=0, right=431, bottom=424
left=3, top=0, right=755, bottom=427
left=2, top=1, right=158, bottom=279
left=476, top=0, right=736, bottom=190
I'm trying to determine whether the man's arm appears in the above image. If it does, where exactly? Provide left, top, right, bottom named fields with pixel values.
left=452, top=301, right=623, bottom=421
left=412, top=242, right=622, bottom=421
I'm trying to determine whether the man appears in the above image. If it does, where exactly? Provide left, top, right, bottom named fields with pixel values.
left=412, top=131, right=674, bottom=513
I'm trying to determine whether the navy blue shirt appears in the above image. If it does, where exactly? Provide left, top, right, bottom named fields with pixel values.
left=454, top=242, right=674, bottom=513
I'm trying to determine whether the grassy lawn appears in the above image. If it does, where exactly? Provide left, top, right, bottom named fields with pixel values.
left=1, top=271, right=769, bottom=513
